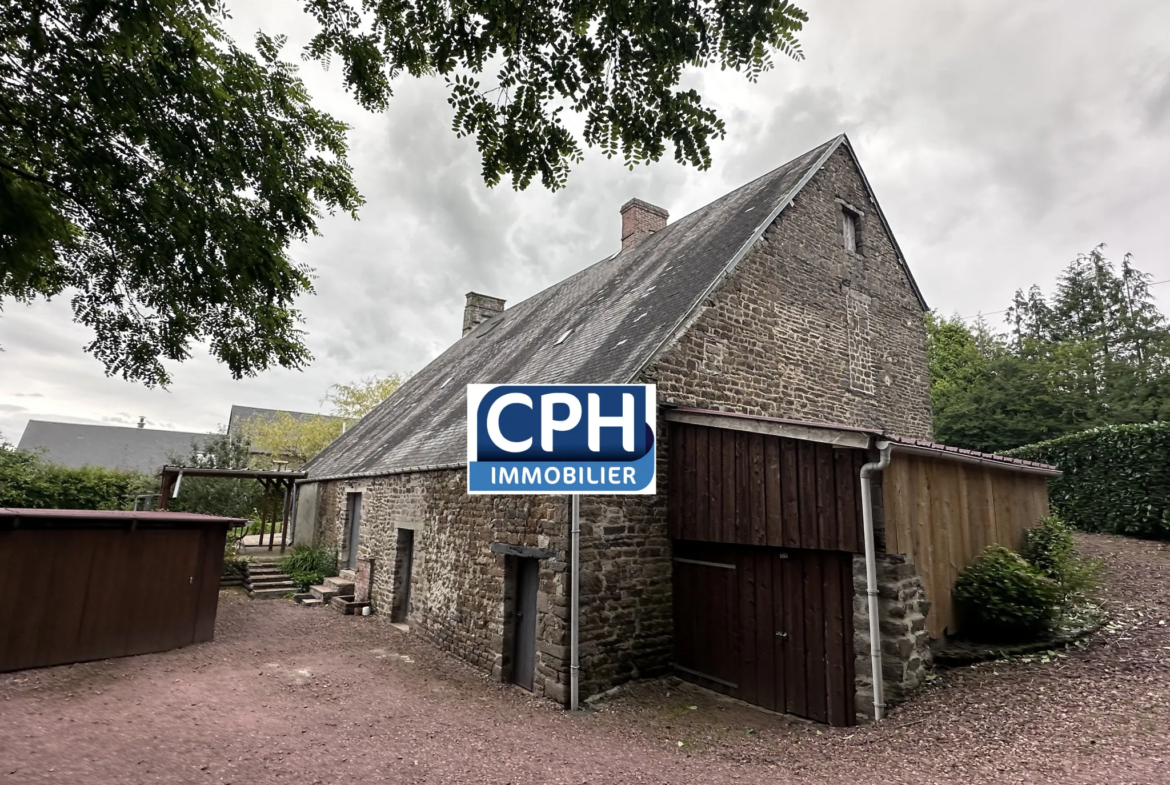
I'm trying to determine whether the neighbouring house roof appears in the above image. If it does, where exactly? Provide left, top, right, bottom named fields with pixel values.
left=306, top=135, right=927, bottom=481
left=227, top=405, right=344, bottom=437
left=17, top=420, right=211, bottom=474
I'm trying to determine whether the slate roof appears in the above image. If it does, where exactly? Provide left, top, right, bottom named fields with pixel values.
left=306, top=135, right=925, bottom=481
left=17, top=420, right=210, bottom=473
left=227, top=405, right=344, bottom=436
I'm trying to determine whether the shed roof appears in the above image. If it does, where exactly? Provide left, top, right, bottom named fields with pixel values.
left=0, top=508, right=244, bottom=526
left=308, top=135, right=926, bottom=481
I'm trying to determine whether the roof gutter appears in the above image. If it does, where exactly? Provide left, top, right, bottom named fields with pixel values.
left=296, top=462, right=466, bottom=485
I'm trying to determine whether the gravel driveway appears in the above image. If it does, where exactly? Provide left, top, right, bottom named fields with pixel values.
left=2, top=533, right=1167, bottom=785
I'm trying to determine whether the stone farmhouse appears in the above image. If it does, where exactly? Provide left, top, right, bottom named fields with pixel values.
left=295, top=135, right=1057, bottom=726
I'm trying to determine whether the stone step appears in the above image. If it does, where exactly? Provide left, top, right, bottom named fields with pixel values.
left=324, top=577, right=355, bottom=594
left=248, top=586, right=293, bottom=600
left=338, top=569, right=357, bottom=582
left=299, top=598, right=324, bottom=607
left=247, top=579, right=296, bottom=590
left=248, top=565, right=286, bottom=576
left=248, top=573, right=294, bottom=585
left=309, top=584, right=341, bottom=602
left=330, top=595, right=370, bottom=615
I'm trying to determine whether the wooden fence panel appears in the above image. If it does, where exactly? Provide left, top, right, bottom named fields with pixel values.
left=882, top=454, right=1051, bottom=637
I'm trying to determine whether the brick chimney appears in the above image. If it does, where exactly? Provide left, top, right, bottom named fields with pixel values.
left=462, top=292, right=506, bottom=336
left=620, top=198, right=668, bottom=251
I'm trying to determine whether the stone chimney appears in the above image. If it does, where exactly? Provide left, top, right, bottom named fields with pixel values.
left=620, top=198, right=668, bottom=251
left=462, top=292, right=506, bottom=336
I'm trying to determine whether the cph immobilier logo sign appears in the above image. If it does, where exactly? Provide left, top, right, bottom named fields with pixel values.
left=467, top=384, right=656, bottom=494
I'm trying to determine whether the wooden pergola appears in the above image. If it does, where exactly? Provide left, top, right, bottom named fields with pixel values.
left=156, top=466, right=308, bottom=552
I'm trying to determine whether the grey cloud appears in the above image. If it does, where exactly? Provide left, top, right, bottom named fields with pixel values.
left=2, top=0, right=1168, bottom=443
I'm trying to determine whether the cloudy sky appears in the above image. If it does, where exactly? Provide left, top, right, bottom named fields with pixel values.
left=2, top=0, right=1168, bottom=443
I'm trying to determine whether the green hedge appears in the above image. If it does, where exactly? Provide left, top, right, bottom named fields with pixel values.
left=0, top=443, right=155, bottom=510
left=1006, top=422, right=1170, bottom=539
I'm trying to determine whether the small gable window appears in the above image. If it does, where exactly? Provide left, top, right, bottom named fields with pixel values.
left=841, top=207, right=860, bottom=253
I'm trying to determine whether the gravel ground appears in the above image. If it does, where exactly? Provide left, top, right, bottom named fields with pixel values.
left=1, top=533, right=1167, bottom=785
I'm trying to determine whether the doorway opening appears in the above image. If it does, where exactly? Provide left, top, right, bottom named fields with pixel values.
left=344, top=492, right=362, bottom=571
left=391, top=528, right=415, bottom=624
left=508, top=556, right=539, bottom=691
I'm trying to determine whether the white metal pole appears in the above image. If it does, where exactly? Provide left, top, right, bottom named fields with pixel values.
left=570, top=493, right=580, bottom=712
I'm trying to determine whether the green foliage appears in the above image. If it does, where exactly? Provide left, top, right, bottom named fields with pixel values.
left=241, top=412, right=344, bottom=468
left=5, top=0, right=811, bottom=386
left=0, top=440, right=154, bottom=509
left=1022, top=514, right=1104, bottom=608
left=1008, top=424, right=1170, bottom=539
left=324, top=373, right=408, bottom=421
left=166, top=432, right=264, bottom=519
left=304, top=0, right=808, bottom=190
left=2, top=0, right=362, bottom=386
left=953, top=546, right=1061, bottom=643
left=1022, top=515, right=1075, bottom=581
left=222, top=542, right=249, bottom=577
left=926, top=247, right=1170, bottom=454
left=279, top=545, right=337, bottom=592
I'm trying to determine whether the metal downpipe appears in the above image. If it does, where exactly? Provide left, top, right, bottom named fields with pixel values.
left=570, top=493, right=581, bottom=712
left=860, top=440, right=892, bottom=721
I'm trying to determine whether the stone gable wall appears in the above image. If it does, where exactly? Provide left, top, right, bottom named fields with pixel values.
left=646, top=145, right=932, bottom=439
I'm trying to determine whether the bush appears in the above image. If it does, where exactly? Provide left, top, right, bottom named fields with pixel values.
left=1022, top=514, right=1075, bottom=581
left=0, top=441, right=154, bottom=510
left=1023, top=515, right=1104, bottom=612
left=279, top=545, right=336, bottom=592
left=1006, top=422, right=1170, bottom=539
left=954, top=546, right=1061, bottom=643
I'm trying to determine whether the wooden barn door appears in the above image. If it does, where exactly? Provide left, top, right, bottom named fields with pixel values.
left=672, top=542, right=856, bottom=725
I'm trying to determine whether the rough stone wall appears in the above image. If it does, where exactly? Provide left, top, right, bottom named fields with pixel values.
left=852, top=553, right=932, bottom=722
left=575, top=471, right=675, bottom=694
left=644, top=144, right=933, bottom=440
left=316, top=471, right=573, bottom=703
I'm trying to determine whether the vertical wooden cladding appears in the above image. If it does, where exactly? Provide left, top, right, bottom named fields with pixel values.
left=0, top=524, right=226, bottom=673
left=883, top=453, right=1051, bottom=638
left=668, top=422, right=867, bottom=553
left=672, top=542, right=856, bottom=726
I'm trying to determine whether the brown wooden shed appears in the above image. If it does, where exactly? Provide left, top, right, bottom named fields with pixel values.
left=0, top=508, right=240, bottom=673
left=665, top=409, right=1059, bottom=726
